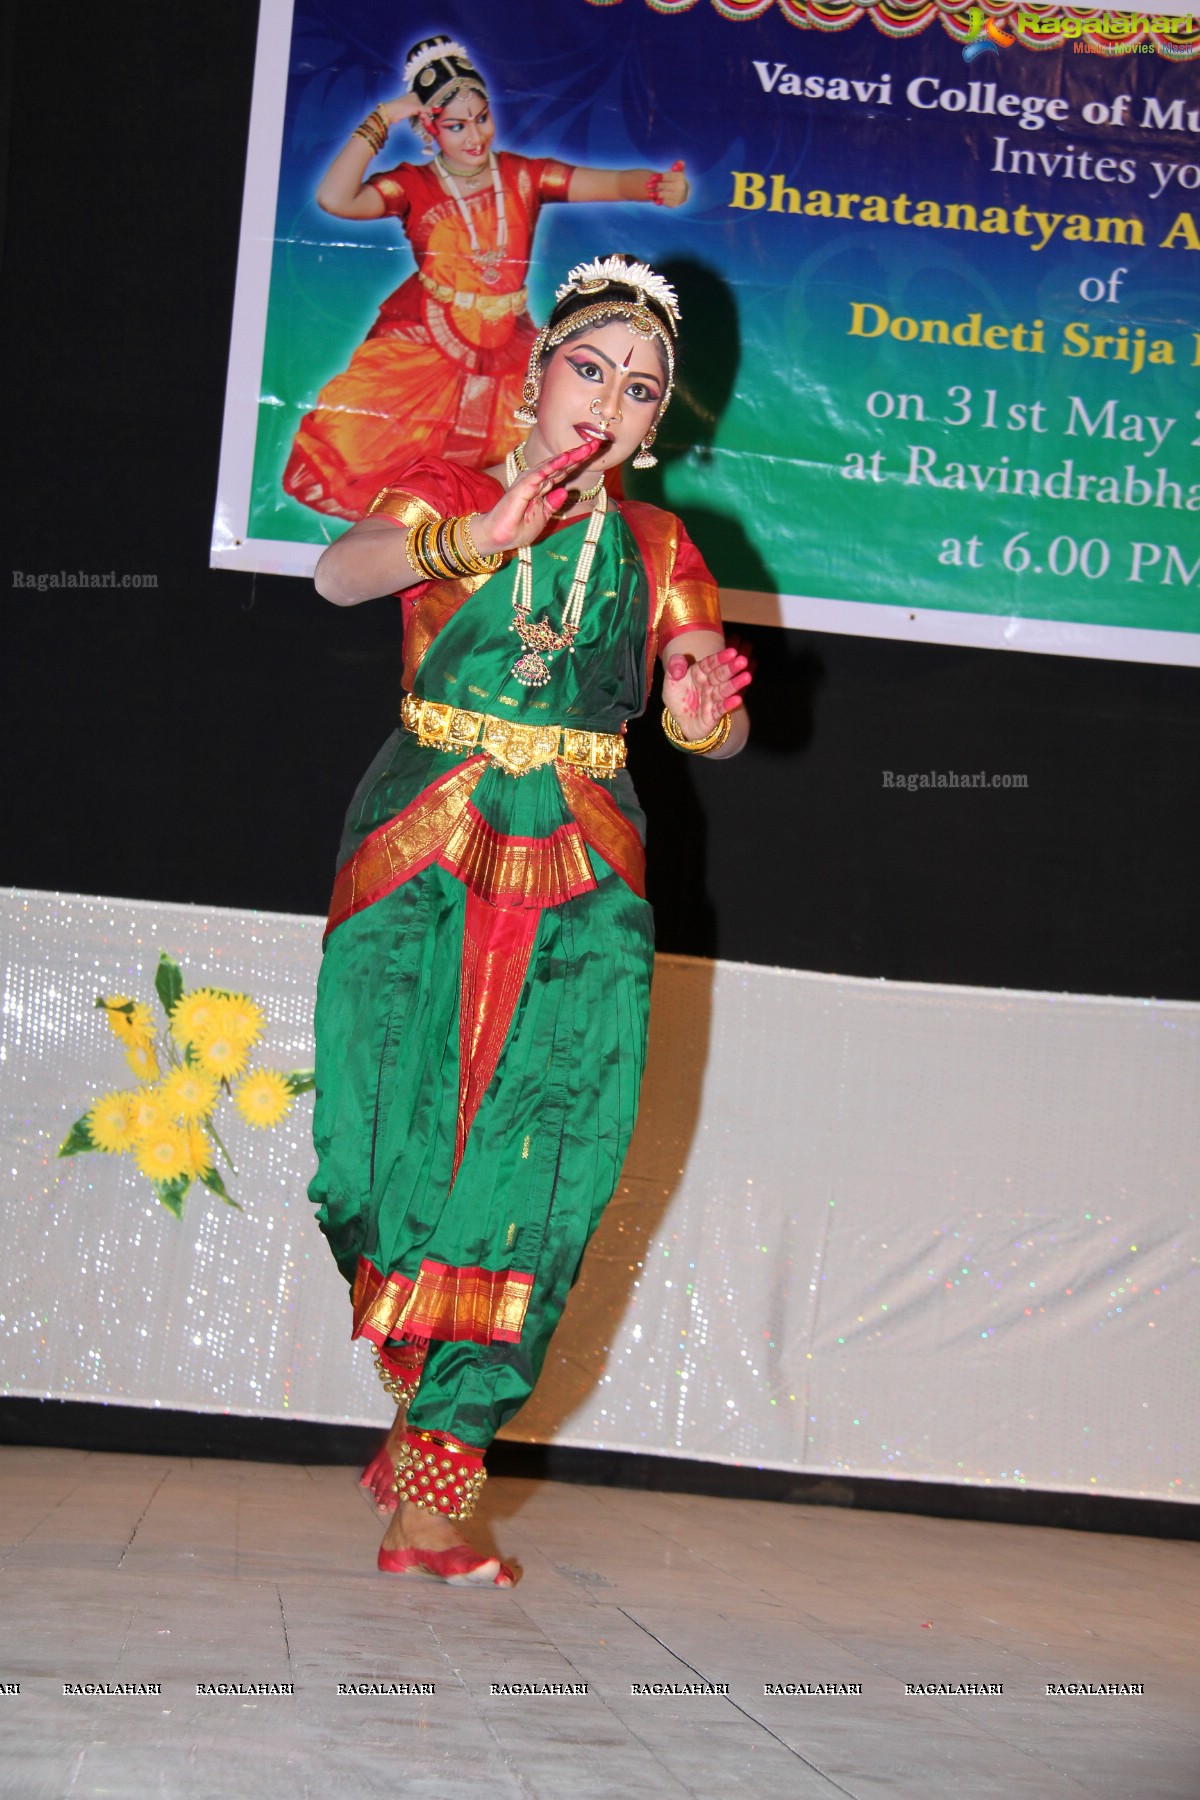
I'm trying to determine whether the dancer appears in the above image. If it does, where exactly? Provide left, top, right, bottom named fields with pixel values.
left=310, top=254, right=750, bottom=1586
left=284, top=36, right=690, bottom=518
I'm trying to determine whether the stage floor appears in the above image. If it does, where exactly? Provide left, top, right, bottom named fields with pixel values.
left=0, top=1448, right=1194, bottom=1799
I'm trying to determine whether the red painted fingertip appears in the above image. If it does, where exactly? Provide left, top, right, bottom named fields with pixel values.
left=670, top=160, right=685, bottom=171
left=667, top=656, right=688, bottom=681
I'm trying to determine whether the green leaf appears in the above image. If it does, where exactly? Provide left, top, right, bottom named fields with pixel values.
left=201, top=1167, right=241, bottom=1210
left=284, top=1069, right=316, bottom=1096
left=155, top=953, right=185, bottom=1021
left=153, top=1175, right=191, bottom=1219
left=95, top=995, right=134, bottom=1016
left=58, top=1115, right=96, bottom=1157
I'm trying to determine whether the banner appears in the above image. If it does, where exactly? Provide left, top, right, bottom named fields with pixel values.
left=213, top=1, right=1200, bottom=663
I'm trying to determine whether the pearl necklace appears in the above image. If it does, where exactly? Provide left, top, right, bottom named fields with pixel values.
left=504, top=449, right=607, bottom=688
left=434, top=151, right=507, bottom=285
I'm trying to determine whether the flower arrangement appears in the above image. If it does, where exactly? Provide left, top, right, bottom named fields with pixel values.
left=58, top=952, right=314, bottom=1217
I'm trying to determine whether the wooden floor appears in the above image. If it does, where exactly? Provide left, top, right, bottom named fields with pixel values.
left=0, top=1448, right=1195, bottom=1799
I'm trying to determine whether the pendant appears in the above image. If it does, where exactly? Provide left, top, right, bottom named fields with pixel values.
left=477, top=251, right=502, bottom=287
left=511, top=650, right=552, bottom=687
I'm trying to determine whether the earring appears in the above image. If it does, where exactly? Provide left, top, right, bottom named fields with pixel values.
left=513, top=376, right=539, bottom=427
left=632, top=428, right=657, bottom=470
left=514, top=331, right=547, bottom=427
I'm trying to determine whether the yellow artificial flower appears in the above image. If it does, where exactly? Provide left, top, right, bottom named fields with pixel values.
left=128, top=1088, right=168, bottom=1140
left=169, top=988, right=223, bottom=1048
left=87, top=1090, right=138, bottom=1154
left=125, top=1042, right=160, bottom=1084
left=185, top=1123, right=215, bottom=1179
left=160, top=1065, right=220, bottom=1123
left=101, top=996, right=157, bottom=1049
left=195, top=1028, right=249, bottom=1083
left=216, top=994, right=266, bottom=1050
left=233, top=1068, right=293, bottom=1130
left=134, top=1120, right=191, bottom=1183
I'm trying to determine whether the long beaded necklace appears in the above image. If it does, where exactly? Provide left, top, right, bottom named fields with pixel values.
left=434, top=151, right=507, bottom=285
left=504, top=449, right=607, bottom=688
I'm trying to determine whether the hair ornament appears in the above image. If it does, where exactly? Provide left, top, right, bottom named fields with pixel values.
left=555, top=256, right=681, bottom=328
left=402, top=37, right=472, bottom=89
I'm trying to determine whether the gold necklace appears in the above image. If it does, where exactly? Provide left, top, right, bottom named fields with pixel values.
left=512, top=441, right=604, bottom=503
left=504, top=449, right=608, bottom=688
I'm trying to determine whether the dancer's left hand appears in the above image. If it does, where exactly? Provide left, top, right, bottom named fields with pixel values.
left=662, top=644, right=751, bottom=740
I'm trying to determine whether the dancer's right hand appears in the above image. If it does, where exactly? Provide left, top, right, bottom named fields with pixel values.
left=472, top=446, right=600, bottom=556
left=382, top=93, right=438, bottom=132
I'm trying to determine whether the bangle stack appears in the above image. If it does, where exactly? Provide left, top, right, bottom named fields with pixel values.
left=353, top=107, right=389, bottom=155
left=661, top=706, right=732, bottom=755
left=405, top=513, right=504, bottom=582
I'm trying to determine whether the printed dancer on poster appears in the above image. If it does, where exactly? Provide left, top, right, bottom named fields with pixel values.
left=284, top=36, right=689, bottom=518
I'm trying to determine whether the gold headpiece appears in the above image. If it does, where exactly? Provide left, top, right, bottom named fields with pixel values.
left=554, top=255, right=681, bottom=328
left=513, top=255, right=680, bottom=451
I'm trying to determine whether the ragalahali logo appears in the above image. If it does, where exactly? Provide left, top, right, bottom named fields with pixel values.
left=964, top=8, right=1016, bottom=60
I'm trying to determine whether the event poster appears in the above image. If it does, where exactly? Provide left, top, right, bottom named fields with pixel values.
left=213, top=0, right=1200, bottom=663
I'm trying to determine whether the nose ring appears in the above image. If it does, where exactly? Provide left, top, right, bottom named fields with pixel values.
left=590, top=398, right=622, bottom=425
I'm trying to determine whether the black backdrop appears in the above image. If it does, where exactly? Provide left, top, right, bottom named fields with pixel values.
left=3, top=1, right=1198, bottom=1002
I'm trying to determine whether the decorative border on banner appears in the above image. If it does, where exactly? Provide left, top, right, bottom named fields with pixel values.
left=585, top=0, right=1200, bottom=57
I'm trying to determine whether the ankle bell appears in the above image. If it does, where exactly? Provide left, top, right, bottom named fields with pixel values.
left=391, top=1429, right=487, bottom=1521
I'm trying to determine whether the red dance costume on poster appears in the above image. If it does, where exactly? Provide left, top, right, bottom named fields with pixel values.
left=283, top=153, right=572, bottom=519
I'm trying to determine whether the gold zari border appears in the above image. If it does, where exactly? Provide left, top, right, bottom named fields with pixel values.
left=352, top=1255, right=533, bottom=1346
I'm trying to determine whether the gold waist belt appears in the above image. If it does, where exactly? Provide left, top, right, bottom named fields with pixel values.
left=402, top=693, right=626, bottom=779
left=418, top=272, right=529, bottom=322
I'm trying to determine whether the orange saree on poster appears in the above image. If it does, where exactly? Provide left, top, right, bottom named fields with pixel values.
left=282, top=152, right=572, bottom=519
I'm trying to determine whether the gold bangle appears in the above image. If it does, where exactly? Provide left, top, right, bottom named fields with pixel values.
left=425, top=522, right=459, bottom=581
left=459, top=512, right=502, bottom=573
left=661, top=706, right=732, bottom=755
left=405, top=513, right=504, bottom=583
left=402, top=520, right=427, bottom=579
left=404, top=520, right=449, bottom=582
left=354, top=108, right=388, bottom=148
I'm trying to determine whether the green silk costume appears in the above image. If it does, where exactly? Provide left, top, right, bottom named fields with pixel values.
left=310, top=457, right=721, bottom=1451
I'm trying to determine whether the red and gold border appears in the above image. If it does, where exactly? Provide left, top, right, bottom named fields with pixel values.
left=326, top=742, right=649, bottom=935
left=352, top=1254, right=534, bottom=1345
left=558, top=765, right=648, bottom=898
left=442, top=807, right=596, bottom=909
left=325, top=759, right=487, bottom=936
left=327, top=777, right=608, bottom=935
